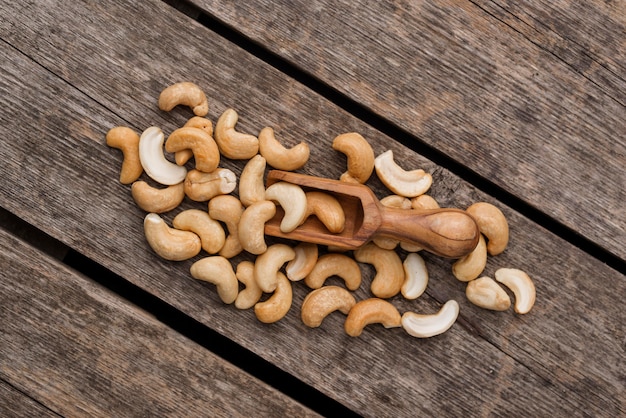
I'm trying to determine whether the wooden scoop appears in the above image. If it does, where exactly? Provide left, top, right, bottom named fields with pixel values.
left=264, top=170, right=480, bottom=258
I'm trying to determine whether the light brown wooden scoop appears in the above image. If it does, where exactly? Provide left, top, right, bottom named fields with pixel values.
left=264, top=170, right=480, bottom=258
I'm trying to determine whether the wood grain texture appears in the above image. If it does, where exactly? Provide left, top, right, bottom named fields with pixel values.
left=0, top=228, right=318, bottom=417
left=0, top=0, right=624, bottom=415
left=189, top=0, right=626, bottom=259
left=0, top=380, right=59, bottom=418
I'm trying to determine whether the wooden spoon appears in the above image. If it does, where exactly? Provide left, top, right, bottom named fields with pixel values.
left=264, top=170, right=480, bottom=258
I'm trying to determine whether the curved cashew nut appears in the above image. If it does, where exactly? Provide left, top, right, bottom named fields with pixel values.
left=401, top=300, right=459, bottom=338
left=254, top=244, right=296, bottom=293
left=238, top=200, right=276, bottom=255
left=190, top=256, right=239, bottom=304
left=106, top=126, right=143, bottom=184
left=495, top=268, right=535, bottom=314
left=184, top=168, right=237, bottom=202
left=131, top=181, right=185, bottom=213
left=466, top=276, right=511, bottom=311
left=411, top=194, right=439, bottom=210
left=239, top=155, right=267, bottom=207
left=143, top=213, right=201, bottom=261
left=208, top=195, right=244, bottom=258
left=259, top=127, right=310, bottom=171
left=401, top=253, right=428, bottom=300
left=332, top=132, right=375, bottom=184
left=374, top=150, right=432, bottom=197
left=158, top=81, right=208, bottom=116
left=172, top=209, right=226, bottom=254
left=165, top=127, right=220, bottom=173
left=234, top=261, right=263, bottom=310
left=175, top=117, right=215, bottom=166
left=354, top=243, right=404, bottom=298
left=304, top=192, right=345, bottom=234
left=452, top=234, right=487, bottom=282
left=214, top=108, right=259, bottom=159
left=138, top=126, right=187, bottom=186
left=344, top=298, right=402, bottom=337
left=304, top=253, right=362, bottom=291
left=254, top=272, right=293, bottom=323
left=301, top=286, right=356, bottom=328
left=466, top=202, right=509, bottom=256
left=264, top=181, right=308, bottom=233
left=285, top=242, right=318, bottom=281
left=373, top=195, right=412, bottom=250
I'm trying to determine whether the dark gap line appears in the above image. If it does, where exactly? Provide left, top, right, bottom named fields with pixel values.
left=165, top=0, right=625, bottom=274
left=0, top=377, right=64, bottom=417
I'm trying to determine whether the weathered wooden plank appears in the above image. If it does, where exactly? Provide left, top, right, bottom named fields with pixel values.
left=0, top=380, right=59, bottom=418
left=187, top=0, right=626, bottom=259
left=0, top=228, right=318, bottom=417
left=0, top=0, right=624, bottom=415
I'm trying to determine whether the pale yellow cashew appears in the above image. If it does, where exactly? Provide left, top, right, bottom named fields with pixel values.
left=158, top=81, right=208, bottom=116
left=374, top=150, right=432, bottom=197
left=301, top=286, right=356, bottom=328
left=184, top=168, right=237, bottom=202
left=175, top=117, right=215, bottom=165
left=466, top=202, right=509, bottom=256
left=344, top=298, right=402, bottom=337
left=234, top=261, right=263, bottom=310
left=258, top=127, right=310, bottom=171
left=165, top=127, right=220, bottom=173
left=332, top=132, right=375, bottom=184
left=401, top=253, right=428, bottom=300
left=354, top=243, right=404, bottom=298
left=411, top=194, right=439, bottom=210
left=254, top=244, right=296, bottom=293
left=106, top=126, right=143, bottom=184
left=373, top=195, right=411, bottom=250
left=452, top=234, right=487, bottom=282
left=239, top=154, right=267, bottom=207
left=254, top=272, right=293, bottom=323
left=131, top=181, right=185, bottom=213
left=303, top=191, right=345, bottom=234
left=214, top=108, right=259, bottom=159
left=238, top=200, right=276, bottom=255
left=138, top=126, right=187, bottom=186
left=172, top=209, right=226, bottom=254
left=190, top=256, right=239, bottom=304
left=495, top=268, right=536, bottom=314
left=208, top=195, right=245, bottom=258
left=304, top=253, right=362, bottom=291
left=466, top=276, right=511, bottom=311
left=285, top=242, right=318, bottom=281
left=401, top=300, right=459, bottom=338
left=264, top=181, right=308, bottom=233
left=143, top=213, right=201, bottom=261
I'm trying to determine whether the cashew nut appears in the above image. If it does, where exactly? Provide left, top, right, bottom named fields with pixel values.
left=264, top=181, right=308, bottom=233
left=254, top=244, right=296, bottom=293
left=373, top=195, right=412, bottom=249
left=138, top=126, right=187, bottom=186
left=344, top=298, right=402, bottom=337
left=401, top=253, right=428, bottom=300
left=238, top=200, right=276, bottom=255
left=494, top=268, right=536, bottom=314
left=172, top=209, right=226, bottom=254
left=158, top=81, right=208, bottom=116
left=175, top=117, right=215, bottom=166
left=304, top=253, right=362, bottom=291
left=106, top=126, right=143, bottom=184
left=466, top=276, right=511, bottom=311
left=190, top=256, right=239, bottom=304
left=332, top=132, right=375, bottom=184
left=214, top=108, right=259, bottom=159
left=184, top=168, right=237, bottom=202
left=466, top=202, right=509, bottom=256
left=411, top=194, right=439, bottom=210
left=303, top=191, right=345, bottom=234
left=239, top=154, right=267, bottom=207
left=285, top=242, right=318, bottom=281
left=254, top=272, right=293, bottom=323
left=208, top=195, right=244, bottom=258
left=452, top=234, right=487, bottom=282
left=301, top=286, right=356, bottom=328
left=401, top=300, right=459, bottom=338
left=131, top=181, right=185, bottom=213
left=143, top=213, right=201, bottom=261
left=354, top=243, right=404, bottom=298
left=374, top=150, right=432, bottom=197
left=258, top=127, right=310, bottom=171
left=234, top=261, right=263, bottom=310
left=165, top=127, right=220, bottom=173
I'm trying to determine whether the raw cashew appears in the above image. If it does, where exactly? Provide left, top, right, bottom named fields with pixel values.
left=138, top=126, right=187, bottom=186
left=411, top=194, right=439, bottom=210
left=172, top=209, right=225, bottom=254
left=466, top=276, right=511, bottom=311
left=303, top=191, right=345, bottom=234
left=175, top=117, right=214, bottom=166
left=344, top=298, right=402, bottom=337
left=184, top=168, right=237, bottom=202
left=234, top=261, right=262, bottom=310
left=254, top=272, right=293, bottom=323
left=131, top=181, right=185, bottom=213
left=332, top=132, right=375, bottom=184
left=301, top=286, right=356, bottom=328
left=158, top=81, right=208, bottom=116
left=285, top=242, right=318, bottom=281
left=258, top=127, right=310, bottom=171
left=190, top=256, right=239, bottom=304
left=401, top=300, right=459, bottom=338
left=401, top=253, right=428, bottom=300
left=466, top=202, right=509, bottom=256
left=304, top=253, right=362, bottom=291
left=452, top=234, right=487, bottom=282
left=238, top=200, right=276, bottom=255
left=208, top=195, right=244, bottom=258
left=495, top=268, right=535, bottom=314
left=374, top=195, right=411, bottom=249
left=354, top=243, right=404, bottom=298
left=265, top=181, right=308, bottom=233
left=374, top=150, right=432, bottom=197
left=165, top=127, right=220, bottom=173
left=254, top=244, right=296, bottom=293
left=239, top=155, right=267, bottom=207
left=143, top=213, right=201, bottom=261
left=106, top=126, right=143, bottom=184
left=214, top=108, right=259, bottom=159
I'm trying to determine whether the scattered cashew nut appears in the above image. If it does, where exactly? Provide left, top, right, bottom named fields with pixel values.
left=301, top=286, right=356, bottom=328
left=238, top=200, right=276, bottom=255
left=332, top=132, right=375, bottom=184
left=304, top=253, right=362, bottom=291
left=401, top=300, right=459, bottom=338
left=165, top=127, right=220, bottom=173
left=285, top=242, right=318, bottom=281
left=466, top=202, right=509, bottom=256
left=466, top=276, right=511, bottom=311
left=264, top=181, right=308, bottom=233
left=411, top=194, right=439, bottom=210
left=254, top=243, right=296, bottom=293
left=214, top=108, right=259, bottom=159
left=138, top=126, right=187, bottom=186
left=175, top=117, right=214, bottom=165
left=354, top=243, right=404, bottom=298
left=452, top=234, right=487, bottom=282
left=374, top=150, right=432, bottom=197
left=254, top=272, right=293, bottom=323
left=259, top=127, right=310, bottom=171
left=131, top=181, right=185, bottom=213
left=208, top=195, right=245, bottom=258
left=401, top=253, right=429, bottom=300
left=344, top=298, right=402, bottom=337
left=106, top=126, right=143, bottom=184
left=184, top=168, right=237, bottom=202
left=495, top=268, right=535, bottom=314
left=234, top=261, right=263, bottom=310
left=303, top=191, right=345, bottom=234
left=143, top=213, right=201, bottom=261
left=239, top=154, right=267, bottom=207
left=172, top=209, right=226, bottom=254
left=190, top=256, right=239, bottom=304
left=158, top=81, right=208, bottom=116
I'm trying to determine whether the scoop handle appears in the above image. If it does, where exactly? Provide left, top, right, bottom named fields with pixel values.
left=376, top=207, right=480, bottom=258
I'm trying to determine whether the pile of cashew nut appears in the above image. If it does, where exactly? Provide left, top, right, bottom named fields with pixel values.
left=106, top=81, right=536, bottom=339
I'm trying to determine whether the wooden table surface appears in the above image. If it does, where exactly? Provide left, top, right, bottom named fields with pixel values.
left=1, top=0, right=624, bottom=416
